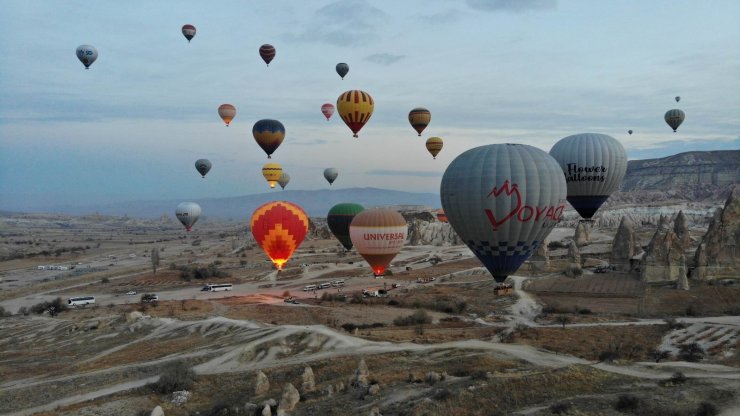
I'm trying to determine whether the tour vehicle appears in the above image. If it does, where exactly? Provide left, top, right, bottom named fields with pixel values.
left=303, top=284, right=317, bottom=291
left=331, top=279, right=345, bottom=287
left=67, top=296, right=95, bottom=306
left=201, top=283, right=233, bottom=292
left=318, top=282, right=332, bottom=289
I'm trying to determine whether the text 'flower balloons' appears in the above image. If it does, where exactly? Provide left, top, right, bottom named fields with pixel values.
left=76, top=45, right=98, bottom=69
left=337, top=90, right=374, bottom=138
left=176, top=202, right=201, bottom=232
left=549, top=133, right=627, bottom=219
left=327, top=203, right=365, bottom=251
left=350, top=208, right=408, bottom=276
left=441, top=143, right=567, bottom=282
left=251, top=201, right=309, bottom=270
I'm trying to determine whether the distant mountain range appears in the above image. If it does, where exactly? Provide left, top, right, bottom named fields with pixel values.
left=45, top=188, right=441, bottom=219
left=6, top=150, right=738, bottom=219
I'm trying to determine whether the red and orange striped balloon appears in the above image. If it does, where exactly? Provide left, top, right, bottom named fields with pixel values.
left=250, top=201, right=309, bottom=270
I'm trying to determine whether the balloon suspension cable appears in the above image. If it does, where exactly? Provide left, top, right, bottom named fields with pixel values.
left=353, top=134, right=358, bottom=138
left=418, top=133, right=421, bottom=137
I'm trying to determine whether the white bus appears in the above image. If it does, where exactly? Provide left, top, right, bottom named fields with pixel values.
left=318, top=282, right=332, bottom=290
left=331, top=279, right=345, bottom=287
left=68, top=296, right=95, bottom=306
left=202, top=283, right=233, bottom=292
left=303, top=284, right=317, bottom=292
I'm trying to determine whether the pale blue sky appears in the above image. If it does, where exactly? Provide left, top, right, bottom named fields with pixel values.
left=1, top=0, right=738, bottom=211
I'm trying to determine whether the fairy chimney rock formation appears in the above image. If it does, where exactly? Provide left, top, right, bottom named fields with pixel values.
left=674, top=210, right=691, bottom=249
left=301, top=366, right=316, bottom=393
left=692, top=187, right=740, bottom=280
left=640, top=215, right=688, bottom=283
left=610, top=216, right=641, bottom=272
left=277, top=383, right=300, bottom=414
left=574, top=222, right=590, bottom=247
left=254, top=371, right=270, bottom=396
left=351, top=358, right=370, bottom=387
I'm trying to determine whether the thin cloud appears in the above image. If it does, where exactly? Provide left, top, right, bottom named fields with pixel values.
left=364, top=53, right=405, bottom=65
left=467, top=0, right=557, bottom=12
left=419, top=9, right=462, bottom=24
left=367, top=170, right=441, bottom=178
left=282, top=0, right=388, bottom=46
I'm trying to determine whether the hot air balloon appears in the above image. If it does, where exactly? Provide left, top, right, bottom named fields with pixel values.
left=675, top=96, right=681, bottom=103
left=436, top=209, right=448, bottom=223
left=195, top=159, right=211, bottom=178
left=262, top=163, right=283, bottom=188
left=324, top=168, right=338, bottom=185
left=218, top=104, right=236, bottom=126
left=181, top=24, right=196, bottom=43
left=253, top=119, right=285, bottom=158
left=259, top=44, right=276, bottom=66
left=337, top=90, right=374, bottom=138
left=664, top=109, right=685, bottom=132
left=549, top=133, right=627, bottom=220
left=350, top=208, right=408, bottom=276
left=440, top=143, right=567, bottom=283
left=408, top=108, right=431, bottom=136
left=336, top=63, right=349, bottom=79
left=76, top=45, right=98, bottom=69
left=426, top=137, right=443, bottom=159
left=278, top=173, right=290, bottom=190
left=327, top=203, right=365, bottom=250
left=321, top=103, right=335, bottom=121
left=251, top=201, right=309, bottom=270
left=176, top=202, right=201, bottom=232
left=628, top=130, right=633, bottom=135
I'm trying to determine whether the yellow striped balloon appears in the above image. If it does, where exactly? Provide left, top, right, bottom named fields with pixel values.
left=408, top=107, right=431, bottom=136
left=262, top=162, right=283, bottom=188
left=337, top=90, right=374, bottom=138
left=426, top=137, right=443, bottom=159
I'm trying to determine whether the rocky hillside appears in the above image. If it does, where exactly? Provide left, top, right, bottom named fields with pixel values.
left=613, top=151, right=739, bottom=203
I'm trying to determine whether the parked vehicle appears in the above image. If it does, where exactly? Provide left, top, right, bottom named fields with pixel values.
left=68, top=296, right=95, bottom=306
left=303, top=284, right=317, bottom=292
left=126, top=291, right=137, bottom=295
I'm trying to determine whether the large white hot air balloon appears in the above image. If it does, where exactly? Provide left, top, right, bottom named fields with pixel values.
left=176, top=202, right=201, bottom=231
left=549, top=133, right=627, bottom=219
left=440, top=143, right=566, bottom=282
left=350, top=208, right=407, bottom=276
left=324, top=168, right=338, bottom=185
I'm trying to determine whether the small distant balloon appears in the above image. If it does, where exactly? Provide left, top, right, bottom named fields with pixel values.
left=176, top=202, right=201, bottom=232
left=436, top=208, right=448, bottom=223
left=321, top=103, right=335, bottom=121
left=426, top=137, right=443, bottom=159
left=408, top=108, right=431, bottom=136
left=262, top=163, right=283, bottom=188
left=337, top=90, right=374, bottom=138
left=218, top=104, right=236, bottom=126
left=336, top=63, right=349, bottom=79
left=181, top=24, right=196, bottom=43
left=324, top=168, right=338, bottom=185
left=259, top=44, right=276, bottom=66
left=278, top=173, right=290, bottom=190
left=628, top=130, right=633, bottom=135
left=253, top=119, right=285, bottom=158
left=76, top=45, right=98, bottom=69
left=664, top=109, right=685, bottom=132
left=675, top=96, right=681, bottom=103
left=195, top=159, right=211, bottom=178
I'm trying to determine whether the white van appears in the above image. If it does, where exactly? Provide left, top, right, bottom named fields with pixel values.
left=303, top=284, right=317, bottom=292
left=318, top=282, right=332, bottom=290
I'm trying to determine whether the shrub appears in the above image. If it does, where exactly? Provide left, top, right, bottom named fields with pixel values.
left=153, top=361, right=195, bottom=394
left=678, top=343, right=705, bottom=362
left=394, top=309, right=431, bottom=326
left=101, top=277, right=110, bottom=283
left=599, top=350, right=618, bottom=362
left=695, top=401, right=719, bottom=416
left=30, top=297, right=68, bottom=317
left=614, top=394, right=640, bottom=412
left=670, top=371, right=687, bottom=384
left=664, top=317, right=686, bottom=330
left=432, top=388, right=451, bottom=401
left=650, top=349, right=671, bottom=363
left=0, top=306, right=12, bottom=318
left=549, top=402, right=570, bottom=414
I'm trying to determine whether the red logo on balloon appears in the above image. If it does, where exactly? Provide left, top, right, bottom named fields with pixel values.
left=484, top=180, right=565, bottom=230
left=484, top=181, right=521, bottom=230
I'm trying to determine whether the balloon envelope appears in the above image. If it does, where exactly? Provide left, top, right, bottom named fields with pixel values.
left=628, top=130, right=633, bottom=135
left=337, top=90, right=374, bottom=138
left=253, top=119, right=285, bottom=158
left=336, top=63, right=349, bottom=79
left=76, top=45, right=98, bottom=69
left=408, top=108, right=431, bottom=136
left=436, top=209, right=448, bottom=223
left=327, top=203, right=365, bottom=250
left=278, top=173, right=290, bottom=190
left=664, top=109, right=685, bottom=132
left=426, top=137, right=443, bottom=159
left=181, top=24, right=196, bottom=42
left=195, top=159, right=212, bottom=178
left=176, top=202, right=201, bottom=231
left=675, top=96, right=681, bottom=102
left=549, top=133, right=627, bottom=219
left=259, top=44, right=276, bottom=65
left=251, top=201, right=309, bottom=270
left=350, top=208, right=407, bottom=276
left=321, top=103, right=335, bottom=120
left=218, top=104, right=236, bottom=126
left=441, top=143, right=567, bottom=282
left=262, top=163, right=283, bottom=188
left=324, top=168, right=338, bottom=185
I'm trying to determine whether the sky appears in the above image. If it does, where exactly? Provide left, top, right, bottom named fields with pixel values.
left=1, top=0, right=738, bottom=212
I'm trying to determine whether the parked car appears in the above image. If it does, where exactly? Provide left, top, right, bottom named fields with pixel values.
left=126, top=291, right=137, bottom=295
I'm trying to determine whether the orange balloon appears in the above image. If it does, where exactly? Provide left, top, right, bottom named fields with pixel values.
left=250, top=201, right=309, bottom=270
left=436, top=208, right=448, bottom=223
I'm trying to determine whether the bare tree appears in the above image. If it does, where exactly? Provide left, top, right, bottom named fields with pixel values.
left=151, top=247, right=160, bottom=274
left=556, top=315, right=571, bottom=329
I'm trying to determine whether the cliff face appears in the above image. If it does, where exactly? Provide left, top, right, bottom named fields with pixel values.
left=616, top=151, right=739, bottom=202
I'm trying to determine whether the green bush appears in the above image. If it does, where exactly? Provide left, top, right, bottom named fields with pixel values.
left=393, top=309, right=431, bottom=326
left=153, top=361, right=195, bottom=394
left=614, top=394, right=640, bottom=412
